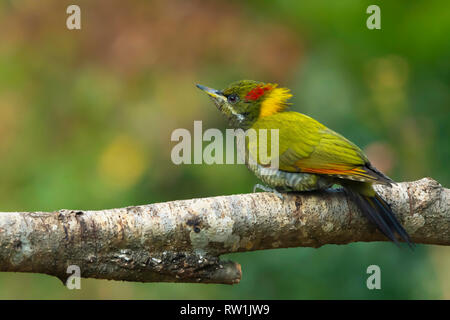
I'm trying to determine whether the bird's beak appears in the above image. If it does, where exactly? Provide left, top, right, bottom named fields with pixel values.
left=196, top=84, right=226, bottom=102
left=196, top=83, right=241, bottom=126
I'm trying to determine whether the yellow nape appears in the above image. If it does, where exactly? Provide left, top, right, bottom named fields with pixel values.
left=259, top=86, right=293, bottom=118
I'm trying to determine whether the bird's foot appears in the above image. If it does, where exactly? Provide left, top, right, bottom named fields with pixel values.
left=253, top=184, right=284, bottom=200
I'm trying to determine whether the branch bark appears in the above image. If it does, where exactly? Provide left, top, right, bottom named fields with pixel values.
left=0, top=178, right=448, bottom=285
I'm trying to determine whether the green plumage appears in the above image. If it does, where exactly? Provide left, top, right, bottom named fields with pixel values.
left=250, top=111, right=368, bottom=172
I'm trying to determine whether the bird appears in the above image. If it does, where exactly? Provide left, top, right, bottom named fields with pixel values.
left=196, top=80, right=413, bottom=248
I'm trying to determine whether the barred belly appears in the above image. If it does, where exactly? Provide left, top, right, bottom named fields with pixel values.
left=246, top=162, right=332, bottom=192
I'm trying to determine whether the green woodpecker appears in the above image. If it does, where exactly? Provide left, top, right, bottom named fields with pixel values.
left=197, top=80, right=413, bottom=247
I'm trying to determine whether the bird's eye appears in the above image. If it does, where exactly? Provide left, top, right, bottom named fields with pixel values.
left=227, top=94, right=239, bottom=104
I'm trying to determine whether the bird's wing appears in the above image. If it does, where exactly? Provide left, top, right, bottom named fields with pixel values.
left=250, top=112, right=392, bottom=184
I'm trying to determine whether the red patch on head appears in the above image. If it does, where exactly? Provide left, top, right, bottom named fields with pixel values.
left=245, top=85, right=272, bottom=101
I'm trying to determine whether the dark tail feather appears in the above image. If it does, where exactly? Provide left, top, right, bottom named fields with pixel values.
left=372, top=194, right=414, bottom=249
left=345, top=188, right=414, bottom=249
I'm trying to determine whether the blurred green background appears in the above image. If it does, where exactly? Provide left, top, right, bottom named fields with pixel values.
left=0, top=0, right=449, bottom=299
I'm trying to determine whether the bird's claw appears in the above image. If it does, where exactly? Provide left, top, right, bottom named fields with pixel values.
left=253, top=184, right=284, bottom=200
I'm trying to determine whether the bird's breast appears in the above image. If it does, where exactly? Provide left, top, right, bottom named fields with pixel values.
left=246, top=162, right=332, bottom=192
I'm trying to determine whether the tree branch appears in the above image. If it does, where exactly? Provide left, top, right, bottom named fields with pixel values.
left=0, top=178, right=448, bottom=285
